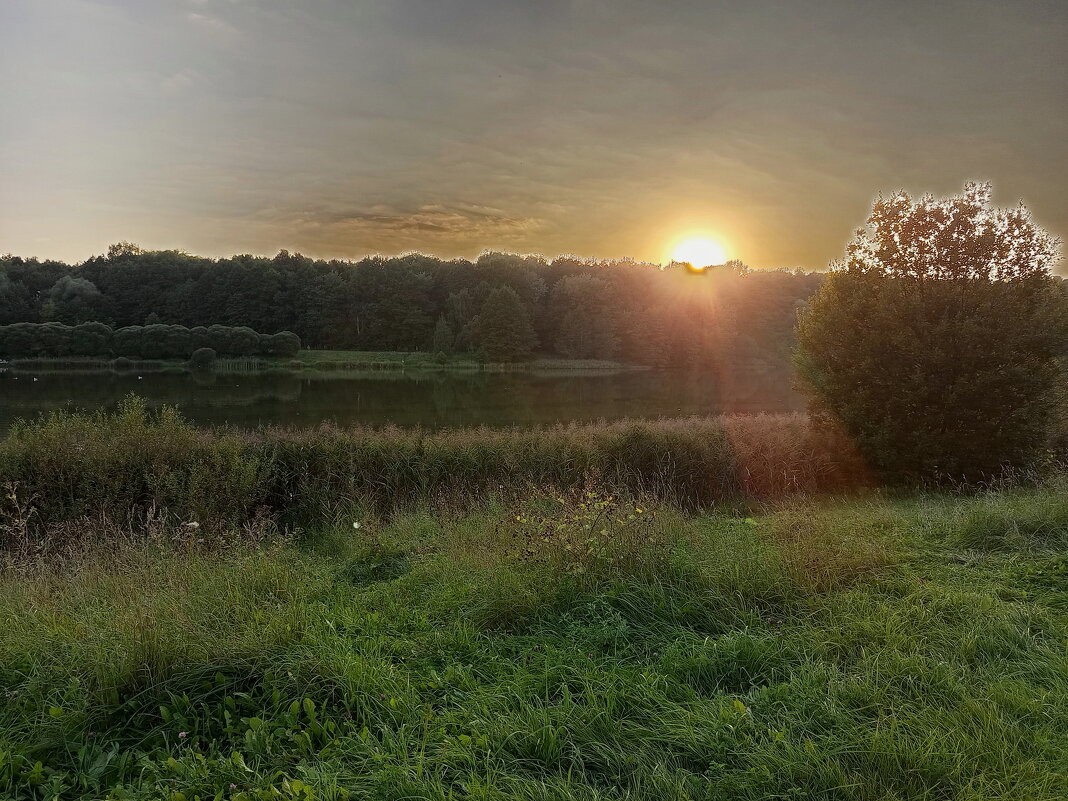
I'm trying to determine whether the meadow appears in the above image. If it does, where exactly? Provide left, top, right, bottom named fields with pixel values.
left=1, top=405, right=1067, bottom=799
left=2, top=481, right=1067, bottom=799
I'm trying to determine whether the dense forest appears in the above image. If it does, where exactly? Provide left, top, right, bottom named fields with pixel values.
left=0, top=243, right=824, bottom=365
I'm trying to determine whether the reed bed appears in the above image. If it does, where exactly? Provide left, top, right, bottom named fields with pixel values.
left=0, top=398, right=865, bottom=540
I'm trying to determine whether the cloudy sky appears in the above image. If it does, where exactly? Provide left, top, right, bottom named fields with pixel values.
left=1, top=0, right=1065, bottom=268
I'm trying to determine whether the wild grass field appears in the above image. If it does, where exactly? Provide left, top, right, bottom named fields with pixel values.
left=2, top=483, right=1067, bottom=800
left=1, top=405, right=1067, bottom=799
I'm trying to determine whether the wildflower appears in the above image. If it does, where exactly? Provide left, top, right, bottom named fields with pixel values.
left=230, top=784, right=237, bottom=790
left=353, top=521, right=360, bottom=530
left=178, top=731, right=188, bottom=738
left=183, top=521, right=200, bottom=530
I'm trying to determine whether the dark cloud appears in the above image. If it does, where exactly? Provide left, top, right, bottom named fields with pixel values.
left=1, top=0, right=1065, bottom=268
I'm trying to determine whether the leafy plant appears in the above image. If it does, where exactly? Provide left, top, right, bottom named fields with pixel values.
left=796, top=182, right=1066, bottom=484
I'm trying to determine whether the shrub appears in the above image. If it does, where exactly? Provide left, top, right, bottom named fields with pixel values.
left=189, top=347, right=217, bottom=369
left=71, top=321, right=112, bottom=356
left=0, top=322, right=296, bottom=360
left=796, top=183, right=1066, bottom=484
left=268, top=330, right=301, bottom=357
left=112, top=325, right=145, bottom=358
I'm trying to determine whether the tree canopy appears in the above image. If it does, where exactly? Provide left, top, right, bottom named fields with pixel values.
left=0, top=249, right=823, bottom=368
left=796, top=183, right=1066, bottom=484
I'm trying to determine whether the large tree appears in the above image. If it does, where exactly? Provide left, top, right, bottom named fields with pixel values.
left=466, top=286, right=538, bottom=362
left=548, top=275, right=619, bottom=360
left=796, top=183, right=1065, bottom=483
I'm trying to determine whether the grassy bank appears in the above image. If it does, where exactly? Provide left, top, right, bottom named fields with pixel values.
left=0, top=399, right=862, bottom=539
left=1, top=487, right=1066, bottom=799
left=2, top=351, right=641, bottom=376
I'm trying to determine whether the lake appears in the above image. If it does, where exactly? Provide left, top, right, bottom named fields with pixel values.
left=0, top=366, right=803, bottom=433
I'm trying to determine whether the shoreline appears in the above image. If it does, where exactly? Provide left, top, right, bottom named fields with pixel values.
left=0, top=351, right=652, bottom=376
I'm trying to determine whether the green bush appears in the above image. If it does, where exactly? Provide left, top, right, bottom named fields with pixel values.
left=189, top=347, right=217, bottom=369
left=0, top=322, right=300, bottom=361
left=796, top=183, right=1066, bottom=484
left=268, top=330, right=301, bottom=357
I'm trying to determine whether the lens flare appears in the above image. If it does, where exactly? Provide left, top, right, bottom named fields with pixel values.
left=671, top=237, right=728, bottom=269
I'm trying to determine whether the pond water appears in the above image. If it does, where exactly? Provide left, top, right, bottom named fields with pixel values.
left=0, top=366, right=803, bottom=433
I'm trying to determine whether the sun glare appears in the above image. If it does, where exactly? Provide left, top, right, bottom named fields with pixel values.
left=671, top=237, right=728, bottom=269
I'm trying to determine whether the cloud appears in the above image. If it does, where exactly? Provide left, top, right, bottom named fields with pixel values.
left=186, top=11, right=242, bottom=43
left=2, top=0, right=1065, bottom=267
left=160, top=68, right=199, bottom=94
left=254, top=203, right=544, bottom=256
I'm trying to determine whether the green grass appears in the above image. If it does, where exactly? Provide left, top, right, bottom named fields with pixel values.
left=283, top=350, right=635, bottom=371
left=5, top=351, right=639, bottom=376
left=1, top=486, right=1066, bottom=799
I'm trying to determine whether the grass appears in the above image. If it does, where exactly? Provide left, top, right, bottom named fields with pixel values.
left=0, top=399, right=863, bottom=537
left=285, top=350, right=638, bottom=373
left=1, top=485, right=1067, bottom=799
left=3, top=351, right=640, bottom=376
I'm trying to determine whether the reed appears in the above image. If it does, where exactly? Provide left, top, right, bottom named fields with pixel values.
left=0, top=398, right=866, bottom=540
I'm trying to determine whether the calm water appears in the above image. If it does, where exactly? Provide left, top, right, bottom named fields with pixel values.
left=0, top=367, right=802, bottom=433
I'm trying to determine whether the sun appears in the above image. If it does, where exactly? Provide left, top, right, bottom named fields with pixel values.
left=671, top=237, right=728, bottom=269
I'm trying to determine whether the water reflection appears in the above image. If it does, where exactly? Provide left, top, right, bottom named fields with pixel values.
left=0, top=367, right=803, bottom=432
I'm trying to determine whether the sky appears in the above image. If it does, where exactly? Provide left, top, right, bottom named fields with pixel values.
left=1, top=0, right=1066, bottom=269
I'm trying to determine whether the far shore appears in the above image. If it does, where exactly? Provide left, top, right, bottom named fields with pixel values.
left=0, top=350, right=657, bottom=377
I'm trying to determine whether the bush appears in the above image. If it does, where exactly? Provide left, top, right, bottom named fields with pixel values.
left=189, top=347, right=217, bottom=369
left=268, top=330, right=301, bottom=357
left=0, top=322, right=295, bottom=360
left=796, top=183, right=1066, bottom=484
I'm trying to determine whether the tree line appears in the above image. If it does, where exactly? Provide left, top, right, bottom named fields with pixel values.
left=0, top=322, right=300, bottom=361
left=0, top=245, right=823, bottom=365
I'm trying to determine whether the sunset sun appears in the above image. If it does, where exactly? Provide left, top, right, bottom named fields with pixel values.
left=671, top=237, right=728, bottom=268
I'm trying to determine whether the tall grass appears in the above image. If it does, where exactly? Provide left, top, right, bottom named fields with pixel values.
left=0, top=398, right=865, bottom=541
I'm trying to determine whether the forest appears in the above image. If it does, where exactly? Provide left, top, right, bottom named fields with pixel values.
left=0, top=244, right=823, bottom=366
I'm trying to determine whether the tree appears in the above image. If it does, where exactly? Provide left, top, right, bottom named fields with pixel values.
left=43, top=276, right=106, bottom=325
left=466, top=286, right=537, bottom=362
left=0, top=244, right=832, bottom=372
left=548, top=275, right=619, bottom=359
left=431, top=314, right=454, bottom=355
left=106, top=241, right=144, bottom=259
left=796, top=182, right=1066, bottom=483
